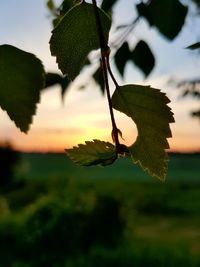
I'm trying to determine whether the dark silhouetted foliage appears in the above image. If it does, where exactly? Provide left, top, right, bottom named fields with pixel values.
left=0, top=143, right=19, bottom=187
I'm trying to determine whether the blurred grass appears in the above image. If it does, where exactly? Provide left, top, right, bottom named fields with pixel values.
left=16, top=152, right=200, bottom=181
left=0, top=152, right=200, bottom=266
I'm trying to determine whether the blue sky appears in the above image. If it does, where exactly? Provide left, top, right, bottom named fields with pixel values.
left=0, top=0, right=200, bottom=152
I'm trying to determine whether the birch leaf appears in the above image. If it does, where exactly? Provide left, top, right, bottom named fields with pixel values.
left=65, top=139, right=117, bottom=166
left=0, top=45, right=44, bottom=133
left=50, top=1, right=111, bottom=80
left=112, top=84, right=174, bottom=180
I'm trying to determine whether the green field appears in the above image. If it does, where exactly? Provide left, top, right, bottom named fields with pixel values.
left=0, top=153, right=200, bottom=266
left=17, top=152, right=200, bottom=181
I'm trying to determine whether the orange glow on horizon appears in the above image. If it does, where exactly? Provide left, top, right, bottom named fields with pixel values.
left=1, top=87, right=199, bottom=154
left=9, top=126, right=199, bottom=154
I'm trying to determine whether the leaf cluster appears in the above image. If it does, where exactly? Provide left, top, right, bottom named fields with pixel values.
left=0, top=0, right=178, bottom=180
left=47, top=0, right=189, bottom=96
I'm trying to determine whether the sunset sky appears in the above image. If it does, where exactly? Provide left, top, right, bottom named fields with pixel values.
left=0, top=0, right=200, bottom=152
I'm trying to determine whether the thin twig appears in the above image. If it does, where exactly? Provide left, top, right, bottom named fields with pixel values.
left=92, top=0, right=109, bottom=51
left=92, top=0, right=120, bottom=147
left=106, top=56, right=119, bottom=87
left=102, top=56, right=120, bottom=146
left=110, top=16, right=140, bottom=49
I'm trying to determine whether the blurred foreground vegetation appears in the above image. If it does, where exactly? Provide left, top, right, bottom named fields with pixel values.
left=0, top=151, right=200, bottom=266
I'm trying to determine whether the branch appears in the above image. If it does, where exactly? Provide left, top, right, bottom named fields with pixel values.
left=92, top=0, right=120, bottom=148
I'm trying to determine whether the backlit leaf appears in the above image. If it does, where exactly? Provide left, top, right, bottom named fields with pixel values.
left=114, top=42, right=131, bottom=77
left=137, top=0, right=188, bottom=40
left=0, top=45, right=45, bottom=133
left=131, top=40, right=155, bottom=77
left=65, top=139, right=117, bottom=166
left=112, top=84, right=174, bottom=180
left=60, top=0, right=76, bottom=15
left=50, top=1, right=111, bottom=80
left=52, top=0, right=77, bottom=27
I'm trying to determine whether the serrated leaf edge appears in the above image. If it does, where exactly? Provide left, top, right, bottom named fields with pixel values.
left=65, top=139, right=117, bottom=167
left=0, top=45, right=45, bottom=133
left=130, top=151, right=168, bottom=181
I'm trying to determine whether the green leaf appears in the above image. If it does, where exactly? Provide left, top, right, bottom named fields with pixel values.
left=60, top=0, right=76, bottom=15
left=114, top=42, right=131, bottom=77
left=186, top=42, right=200, bottom=50
left=0, top=44, right=45, bottom=133
left=65, top=139, right=117, bottom=166
left=112, top=84, right=174, bottom=180
left=52, top=0, right=77, bottom=27
left=131, top=40, right=155, bottom=77
left=50, top=2, right=111, bottom=80
left=137, top=0, right=188, bottom=40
